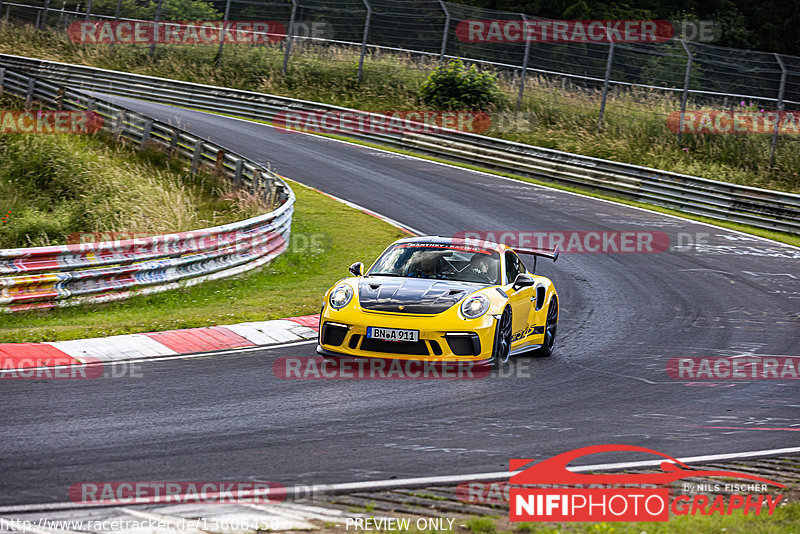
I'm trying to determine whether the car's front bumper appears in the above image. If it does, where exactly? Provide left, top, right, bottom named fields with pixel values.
left=317, top=306, right=497, bottom=362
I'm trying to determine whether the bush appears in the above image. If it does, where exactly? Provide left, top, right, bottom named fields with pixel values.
left=418, top=58, right=504, bottom=111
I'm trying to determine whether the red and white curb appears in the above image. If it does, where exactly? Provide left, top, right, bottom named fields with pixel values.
left=0, top=314, right=320, bottom=370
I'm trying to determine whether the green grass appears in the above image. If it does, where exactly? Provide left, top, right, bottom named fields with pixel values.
left=0, top=22, right=798, bottom=195
left=0, top=178, right=407, bottom=342
left=0, top=104, right=265, bottom=248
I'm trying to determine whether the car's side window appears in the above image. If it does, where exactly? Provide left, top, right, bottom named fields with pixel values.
left=505, top=251, right=523, bottom=284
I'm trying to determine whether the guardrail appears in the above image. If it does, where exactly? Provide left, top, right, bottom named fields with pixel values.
left=0, top=66, right=295, bottom=313
left=1, top=53, right=798, bottom=235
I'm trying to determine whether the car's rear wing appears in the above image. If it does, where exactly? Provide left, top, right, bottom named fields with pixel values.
left=515, top=245, right=559, bottom=273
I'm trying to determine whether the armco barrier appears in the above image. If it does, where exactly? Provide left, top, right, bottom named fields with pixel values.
left=0, top=67, right=295, bottom=313
left=1, top=54, right=797, bottom=235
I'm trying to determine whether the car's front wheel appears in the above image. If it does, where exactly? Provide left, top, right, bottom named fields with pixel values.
left=491, top=307, right=513, bottom=369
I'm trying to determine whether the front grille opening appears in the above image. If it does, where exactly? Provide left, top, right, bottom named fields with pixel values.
left=348, top=334, right=361, bottom=349
left=322, top=322, right=348, bottom=346
left=429, top=340, right=443, bottom=356
left=445, top=334, right=481, bottom=356
left=360, top=338, right=430, bottom=355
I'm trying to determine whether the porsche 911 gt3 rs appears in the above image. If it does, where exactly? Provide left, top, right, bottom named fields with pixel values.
left=317, top=236, right=560, bottom=367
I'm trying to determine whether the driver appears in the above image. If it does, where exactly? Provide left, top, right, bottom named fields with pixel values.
left=469, top=254, right=495, bottom=283
left=409, top=251, right=440, bottom=279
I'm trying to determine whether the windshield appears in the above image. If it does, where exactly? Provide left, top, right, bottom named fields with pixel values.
left=368, top=243, right=501, bottom=285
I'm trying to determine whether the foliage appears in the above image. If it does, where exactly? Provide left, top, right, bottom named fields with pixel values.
left=418, top=58, right=504, bottom=111
left=87, top=0, right=222, bottom=21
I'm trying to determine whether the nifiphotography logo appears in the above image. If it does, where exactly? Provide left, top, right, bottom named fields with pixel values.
left=509, top=444, right=784, bottom=522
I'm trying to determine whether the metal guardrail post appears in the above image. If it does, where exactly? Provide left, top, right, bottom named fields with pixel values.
left=84, top=0, right=92, bottom=20
left=55, top=87, right=64, bottom=109
left=678, top=40, right=692, bottom=143
left=0, top=68, right=5, bottom=96
left=114, top=0, right=121, bottom=20
left=282, top=0, right=297, bottom=75
left=437, top=0, right=449, bottom=65
left=357, top=0, right=371, bottom=82
left=25, top=77, right=34, bottom=107
left=87, top=97, right=95, bottom=112
left=597, top=39, right=615, bottom=132
left=233, top=159, right=243, bottom=187
left=190, top=139, right=203, bottom=175
left=140, top=119, right=152, bottom=150
left=516, top=13, right=531, bottom=112
left=148, top=0, right=163, bottom=58
left=770, top=53, right=787, bottom=167
left=39, top=0, right=49, bottom=29
left=112, top=109, right=125, bottom=139
left=214, top=149, right=225, bottom=175
left=215, top=0, right=232, bottom=68
left=252, top=169, right=261, bottom=191
left=169, top=130, right=179, bottom=154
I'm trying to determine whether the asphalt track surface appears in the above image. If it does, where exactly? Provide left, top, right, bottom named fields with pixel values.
left=2, top=95, right=799, bottom=506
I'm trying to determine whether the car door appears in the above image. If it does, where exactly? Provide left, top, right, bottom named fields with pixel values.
left=503, top=250, right=534, bottom=343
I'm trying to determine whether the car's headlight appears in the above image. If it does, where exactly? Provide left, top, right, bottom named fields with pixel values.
left=329, top=284, right=353, bottom=309
left=460, top=294, right=490, bottom=319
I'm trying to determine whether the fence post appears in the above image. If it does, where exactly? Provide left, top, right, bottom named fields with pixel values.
left=516, top=13, right=531, bottom=111
left=190, top=139, right=203, bottom=175
left=597, top=39, right=615, bottom=132
left=215, top=0, right=232, bottom=67
left=437, top=0, right=449, bottom=64
left=282, top=0, right=297, bottom=75
left=0, top=68, right=5, bottom=97
left=114, top=0, right=121, bottom=19
left=148, top=0, right=163, bottom=58
left=214, top=149, right=225, bottom=176
left=25, top=78, right=35, bottom=108
left=39, top=0, right=50, bottom=29
left=770, top=53, right=787, bottom=167
left=55, top=87, right=64, bottom=109
left=357, top=0, right=371, bottom=81
left=84, top=0, right=92, bottom=20
left=678, top=39, right=692, bottom=143
left=140, top=119, right=152, bottom=150
left=169, top=129, right=179, bottom=154
left=233, top=159, right=243, bottom=187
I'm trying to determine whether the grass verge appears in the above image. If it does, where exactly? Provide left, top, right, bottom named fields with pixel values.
left=0, top=178, right=407, bottom=343
left=0, top=96, right=265, bottom=248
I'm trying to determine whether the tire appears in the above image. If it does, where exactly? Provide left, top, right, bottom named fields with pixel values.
left=490, top=307, right=513, bottom=369
left=533, top=297, right=558, bottom=357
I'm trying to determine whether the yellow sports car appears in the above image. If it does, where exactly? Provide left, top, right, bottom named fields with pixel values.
left=317, top=236, right=559, bottom=367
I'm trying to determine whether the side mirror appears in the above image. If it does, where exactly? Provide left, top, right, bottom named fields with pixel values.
left=512, top=272, right=535, bottom=291
left=349, top=262, right=364, bottom=277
